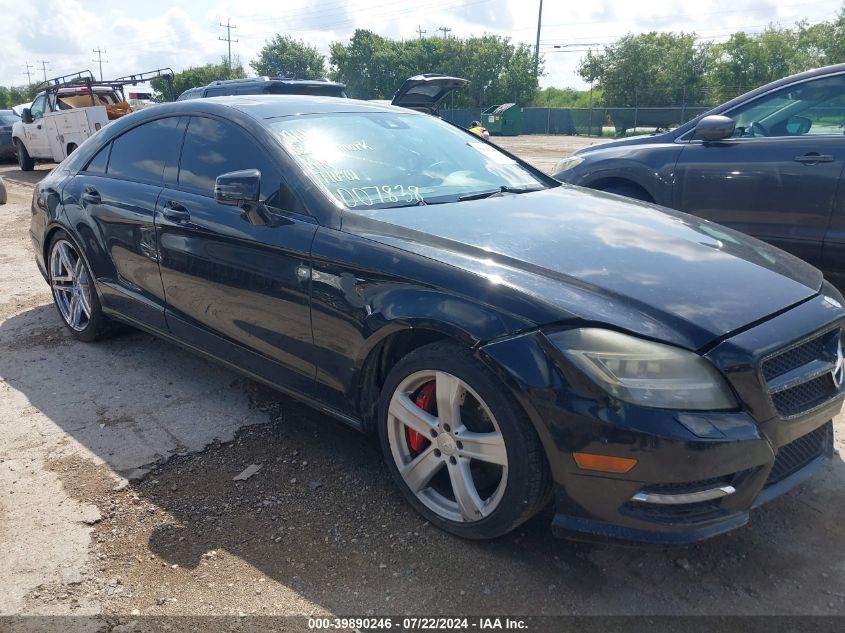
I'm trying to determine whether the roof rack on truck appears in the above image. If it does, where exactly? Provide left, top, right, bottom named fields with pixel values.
left=111, top=68, right=176, bottom=102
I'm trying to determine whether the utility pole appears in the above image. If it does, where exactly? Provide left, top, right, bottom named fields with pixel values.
left=92, top=48, right=108, bottom=80
left=534, top=0, right=543, bottom=78
left=416, top=25, right=427, bottom=39
left=438, top=26, right=452, bottom=39
left=38, top=60, right=50, bottom=82
left=22, top=63, right=34, bottom=85
left=219, top=18, right=238, bottom=73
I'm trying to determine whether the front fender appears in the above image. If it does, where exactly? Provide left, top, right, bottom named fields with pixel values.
left=561, top=145, right=683, bottom=207
left=309, top=226, right=539, bottom=414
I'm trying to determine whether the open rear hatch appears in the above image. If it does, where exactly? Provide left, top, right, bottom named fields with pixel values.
left=391, top=74, right=468, bottom=115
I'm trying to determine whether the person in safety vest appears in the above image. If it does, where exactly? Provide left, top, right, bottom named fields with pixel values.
left=468, top=120, right=490, bottom=140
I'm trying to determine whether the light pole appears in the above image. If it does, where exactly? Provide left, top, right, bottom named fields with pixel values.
left=534, top=0, right=543, bottom=79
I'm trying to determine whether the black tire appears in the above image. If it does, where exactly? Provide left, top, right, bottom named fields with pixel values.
left=48, top=230, right=112, bottom=342
left=597, top=182, right=652, bottom=202
left=15, top=139, right=34, bottom=172
left=378, top=341, right=552, bottom=539
left=66, top=143, right=78, bottom=156
left=0, top=176, right=6, bottom=205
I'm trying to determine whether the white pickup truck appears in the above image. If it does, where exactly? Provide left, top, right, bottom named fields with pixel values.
left=12, top=84, right=130, bottom=171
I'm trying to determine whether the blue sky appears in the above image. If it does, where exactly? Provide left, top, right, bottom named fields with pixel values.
left=1, top=0, right=843, bottom=91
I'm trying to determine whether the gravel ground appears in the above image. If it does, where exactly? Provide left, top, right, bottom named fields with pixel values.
left=1, top=136, right=845, bottom=631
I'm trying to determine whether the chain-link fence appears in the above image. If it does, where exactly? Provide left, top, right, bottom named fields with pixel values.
left=442, top=105, right=715, bottom=136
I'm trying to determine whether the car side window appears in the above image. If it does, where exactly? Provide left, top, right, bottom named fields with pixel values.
left=29, top=95, right=46, bottom=120
left=178, top=116, right=304, bottom=213
left=727, top=74, right=845, bottom=138
left=84, top=143, right=111, bottom=174
left=106, top=117, right=181, bottom=185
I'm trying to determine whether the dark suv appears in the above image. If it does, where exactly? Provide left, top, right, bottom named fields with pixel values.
left=553, top=64, right=845, bottom=289
left=0, top=109, right=20, bottom=160
left=177, top=77, right=348, bottom=101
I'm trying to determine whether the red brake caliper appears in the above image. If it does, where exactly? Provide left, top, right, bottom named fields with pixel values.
left=407, top=381, right=435, bottom=454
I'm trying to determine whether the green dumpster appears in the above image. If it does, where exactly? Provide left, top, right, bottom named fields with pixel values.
left=481, top=103, right=522, bottom=136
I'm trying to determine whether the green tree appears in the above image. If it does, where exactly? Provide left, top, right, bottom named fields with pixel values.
left=251, top=35, right=326, bottom=79
left=150, top=57, right=245, bottom=101
left=329, top=30, right=540, bottom=107
left=708, top=29, right=800, bottom=102
left=578, top=32, right=712, bottom=107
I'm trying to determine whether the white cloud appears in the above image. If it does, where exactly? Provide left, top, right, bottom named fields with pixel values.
left=0, top=0, right=842, bottom=92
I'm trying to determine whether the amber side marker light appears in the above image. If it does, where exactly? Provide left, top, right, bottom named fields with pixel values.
left=573, top=452, right=638, bottom=473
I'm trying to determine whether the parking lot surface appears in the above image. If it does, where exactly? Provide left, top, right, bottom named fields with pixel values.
left=1, top=135, right=844, bottom=627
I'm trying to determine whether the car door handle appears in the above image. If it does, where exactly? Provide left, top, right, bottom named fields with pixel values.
left=81, top=186, right=101, bottom=204
left=162, top=201, right=191, bottom=222
left=794, top=153, right=834, bottom=164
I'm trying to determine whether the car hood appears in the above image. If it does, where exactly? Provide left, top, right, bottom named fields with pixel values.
left=342, top=186, right=822, bottom=350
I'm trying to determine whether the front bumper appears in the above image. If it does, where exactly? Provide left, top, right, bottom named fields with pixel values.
left=549, top=416, right=834, bottom=545
left=479, top=293, right=843, bottom=544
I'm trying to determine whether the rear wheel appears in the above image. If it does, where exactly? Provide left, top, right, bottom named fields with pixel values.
left=15, top=140, right=34, bottom=172
left=48, top=231, right=111, bottom=341
left=66, top=143, right=78, bottom=156
left=378, top=341, right=551, bottom=539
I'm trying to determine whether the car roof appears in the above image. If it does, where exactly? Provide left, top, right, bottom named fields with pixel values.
left=206, top=77, right=346, bottom=89
left=192, top=95, right=420, bottom=119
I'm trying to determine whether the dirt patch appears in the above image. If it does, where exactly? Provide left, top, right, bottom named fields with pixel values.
left=3, top=324, right=75, bottom=351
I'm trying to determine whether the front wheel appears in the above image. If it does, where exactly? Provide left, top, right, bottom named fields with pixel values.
left=48, top=231, right=111, bottom=341
left=16, top=140, right=34, bottom=172
left=378, top=341, right=551, bottom=539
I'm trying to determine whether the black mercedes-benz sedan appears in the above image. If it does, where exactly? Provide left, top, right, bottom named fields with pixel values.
left=31, top=96, right=844, bottom=544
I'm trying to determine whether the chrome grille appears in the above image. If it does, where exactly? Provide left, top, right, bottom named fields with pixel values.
left=761, top=328, right=842, bottom=419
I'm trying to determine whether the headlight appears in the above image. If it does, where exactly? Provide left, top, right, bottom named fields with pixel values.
left=548, top=328, right=737, bottom=410
left=553, top=155, right=584, bottom=174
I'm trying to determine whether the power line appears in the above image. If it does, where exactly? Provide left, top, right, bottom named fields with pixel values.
left=92, top=48, right=108, bottom=81
left=22, top=63, right=33, bottom=85
left=438, top=26, right=452, bottom=38
left=416, top=25, right=427, bottom=39
left=219, top=18, right=239, bottom=70
left=38, top=60, right=49, bottom=83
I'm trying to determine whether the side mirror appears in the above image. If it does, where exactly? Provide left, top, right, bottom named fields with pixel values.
left=693, top=115, right=735, bottom=142
left=214, top=169, right=261, bottom=207
left=786, top=115, right=812, bottom=136
left=21, top=108, right=33, bottom=124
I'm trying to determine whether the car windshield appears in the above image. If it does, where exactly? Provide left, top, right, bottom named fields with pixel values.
left=267, top=112, right=547, bottom=209
left=0, top=113, right=19, bottom=125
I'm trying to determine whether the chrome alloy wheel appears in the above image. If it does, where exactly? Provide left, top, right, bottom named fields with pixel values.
left=387, top=370, right=509, bottom=523
left=50, top=239, right=92, bottom=332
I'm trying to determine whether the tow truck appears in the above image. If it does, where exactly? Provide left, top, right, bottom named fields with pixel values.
left=12, top=68, right=174, bottom=171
